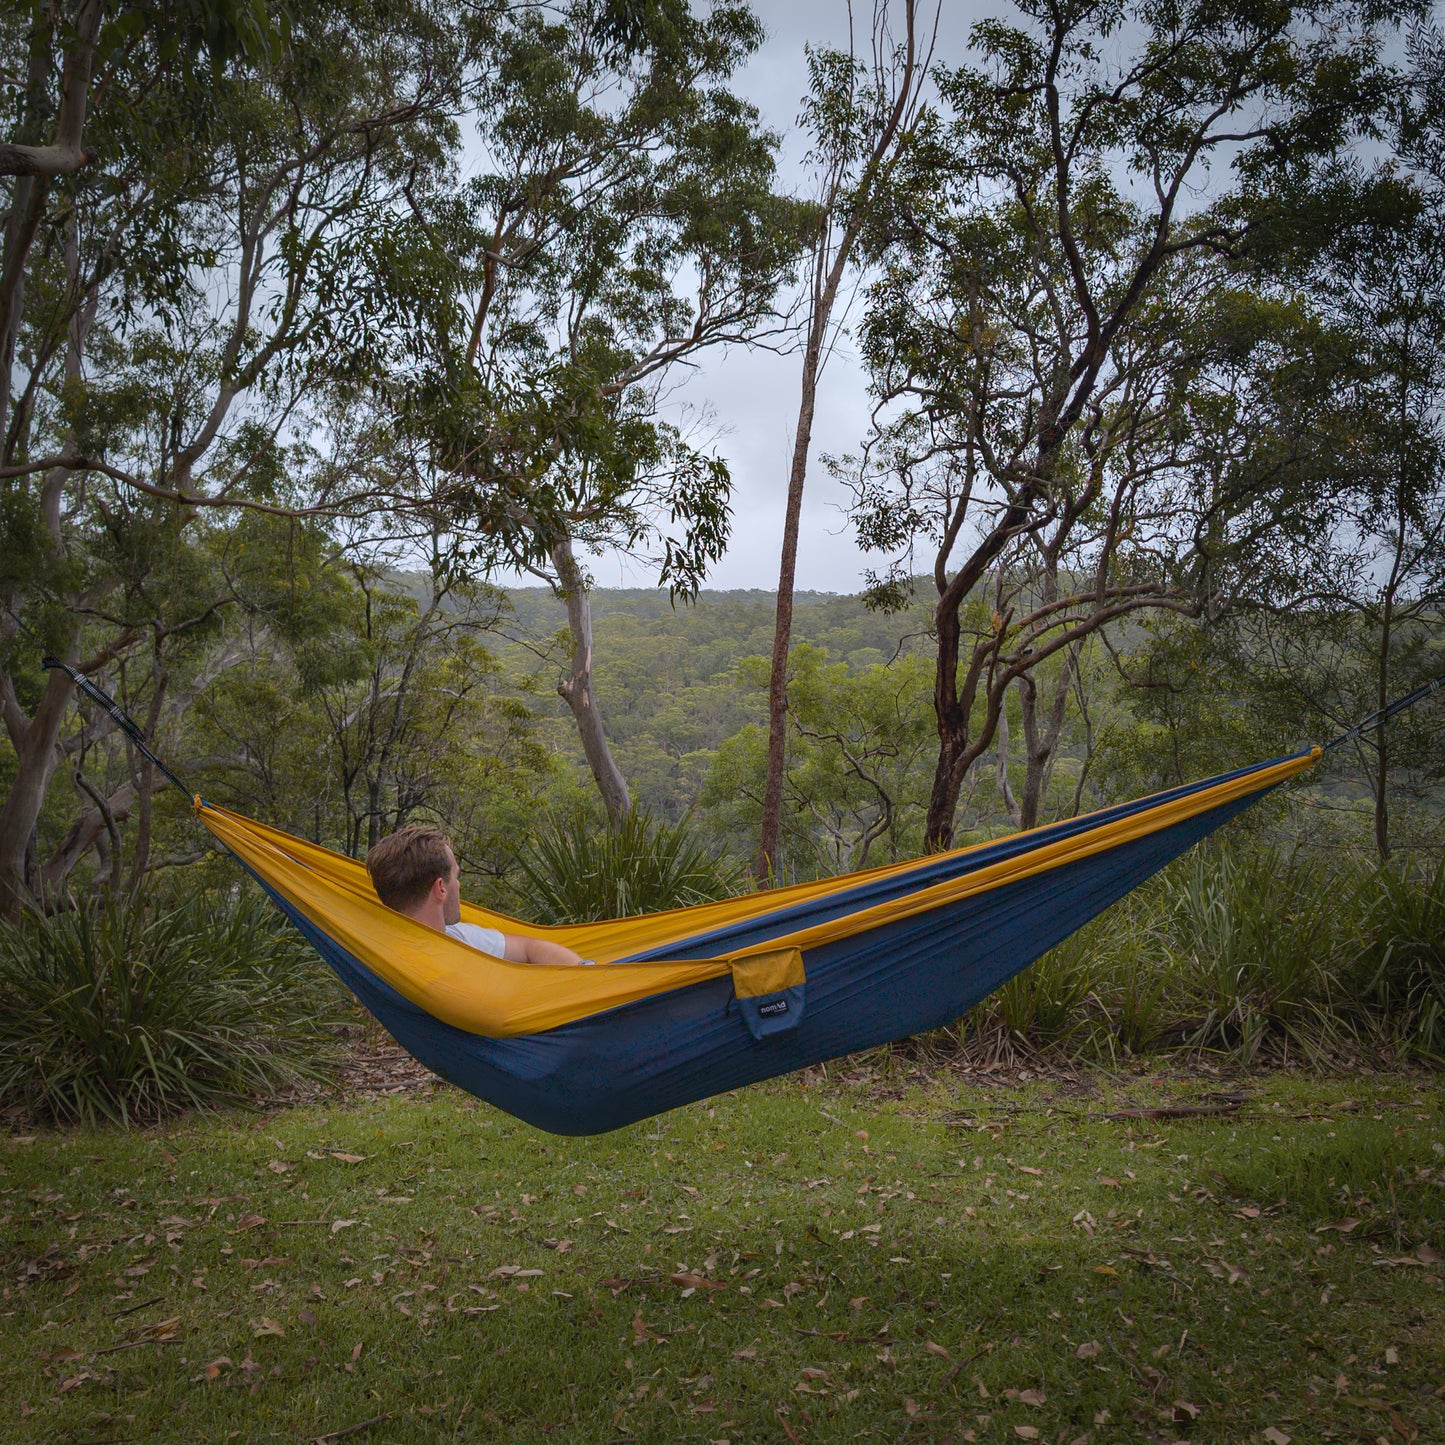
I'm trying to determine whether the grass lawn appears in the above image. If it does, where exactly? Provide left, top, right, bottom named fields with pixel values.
left=2, top=1060, right=1442, bottom=1444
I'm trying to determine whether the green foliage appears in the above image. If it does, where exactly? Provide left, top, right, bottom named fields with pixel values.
left=1353, top=853, right=1445, bottom=1058
left=699, top=643, right=935, bottom=878
left=0, top=888, right=343, bottom=1127
left=962, top=839, right=1445, bottom=1068
left=513, top=806, right=744, bottom=924
left=988, top=927, right=1096, bottom=1051
left=1163, top=847, right=1348, bottom=1063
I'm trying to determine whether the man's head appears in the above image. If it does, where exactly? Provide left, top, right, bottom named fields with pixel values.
left=365, top=824, right=461, bottom=926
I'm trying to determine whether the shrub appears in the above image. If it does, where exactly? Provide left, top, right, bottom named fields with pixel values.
left=514, top=806, right=746, bottom=923
left=1352, top=852, right=1445, bottom=1060
left=1161, top=846, right=1348, bottom=1063
left=988, top=926, right=1096, bottom=1050
left=0, top=889, right=345, bottom=1127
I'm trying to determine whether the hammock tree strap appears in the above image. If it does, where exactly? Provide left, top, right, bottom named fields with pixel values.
left=1322, top=672, right=1445, bottom=752
left=39, top=653, right=193, bottom=799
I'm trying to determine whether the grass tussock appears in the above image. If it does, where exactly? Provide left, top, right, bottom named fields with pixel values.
left=0, top=890, right=345, bottom=1127
left=959, top=843, right=1445, bottom=1070
left=513, top=805, right=745, bottom=922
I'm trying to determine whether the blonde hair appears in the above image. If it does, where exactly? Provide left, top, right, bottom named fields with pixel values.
left=365, top=824, right=453, bottom=912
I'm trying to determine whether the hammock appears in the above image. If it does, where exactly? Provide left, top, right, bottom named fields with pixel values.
left=195, top=748, right=1320, bottom=1135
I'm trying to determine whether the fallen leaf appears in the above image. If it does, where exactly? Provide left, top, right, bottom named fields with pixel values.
left=1018, top=1388, right=1045, bottom=1406
left=139, top=1316, right=181, bottom=1341
left=250, top=1317, right=285, bottom=1337
left=1263, top=1429, right=1290, bottom=1445
left=1173, top=1400, right=1200, bottom=1421
left=266, top=1160, right=290, bottom=1175
left=1094, top=1265, right=1118, bottom=1277
left=350, top=1342, right=364, bottom=1362
left=669, top=1272, right=725, bottom=1292
left=329, top=1152, right=367, bottom=1164
left=234, top=1213, right=265, bottom=1231
left=1014, top=1428, right=1039, bottom=1441
left=1076, top=1340, right=1102, bottom=1359
left=1418, top=1243, right=1442, bottom=1265
left=298, top=1308, right=318, bottom=1327
left=330, top=1219, right=358, bottom=1234
left=1316, top=1217, right=1360, bottom=1234
left=1385, top=1347, right=1399, bottom=1365
left=204, top=1356, right=230, bottom=1381
left=923, top=1341, right=950, bottom=1359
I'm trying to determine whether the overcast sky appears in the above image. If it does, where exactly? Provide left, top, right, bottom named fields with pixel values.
left=579, top=2, right=997, bottom=595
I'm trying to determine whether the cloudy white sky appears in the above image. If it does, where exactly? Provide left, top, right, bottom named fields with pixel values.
left=583, top=1, right=997, bottom=593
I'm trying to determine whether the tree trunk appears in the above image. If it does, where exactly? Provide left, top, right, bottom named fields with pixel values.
left=0, top=0, right=102, bottom=440
left=1015, top=646, right=1079, bottom=831
left=1374, top=596, right=1393, bottom=860
left=756, top=0, right=922, bottom=885
left=0, top=652, right=76, bottom=919
left=994, top=691, right=1021, bottom=828
left=552, top=535, right=631, bottom=823
left=756, top=340, right=821, bottom=881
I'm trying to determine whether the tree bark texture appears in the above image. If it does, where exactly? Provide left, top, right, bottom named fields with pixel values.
left=552, top=535, right=631, bottom=823
left=0, top=653, right=76, bottom=918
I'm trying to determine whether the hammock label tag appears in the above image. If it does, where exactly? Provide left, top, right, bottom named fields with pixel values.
left=730, top=948, right=806, bottom=1041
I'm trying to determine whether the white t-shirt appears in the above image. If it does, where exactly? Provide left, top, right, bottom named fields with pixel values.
left=445, top=921, right=507, bottom=958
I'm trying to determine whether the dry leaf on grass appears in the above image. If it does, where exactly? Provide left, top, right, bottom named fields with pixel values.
left=250, top=1317, right=285, bottom=1337
left=669, top=1272, right=725, bottom=1291
left=1316, top=1217, right=1360, bottom=1234
left=1076, top=1341, right=1102, bottom=1359
left=234, top=1213, right=265, bottom=1230
left=1263, top=1428, right=1291, bottom=1445
left=330, top=1219, right=358, bottom=1234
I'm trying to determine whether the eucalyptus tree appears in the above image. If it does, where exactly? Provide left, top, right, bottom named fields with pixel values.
left=0, top=0, right=459, bottom=915
left=1242, top=178, right=1445, bottom=855
left=841, top=0, right=1420, bottom=851
left=389, top=0, right=811, bottom=823
left=755, top=0, right=933, bottom=883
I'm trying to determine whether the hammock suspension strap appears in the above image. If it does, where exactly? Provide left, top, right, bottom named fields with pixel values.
left=3, top=601, right=192, bottom=798
left=1322, top=672, right=1445, bottom=752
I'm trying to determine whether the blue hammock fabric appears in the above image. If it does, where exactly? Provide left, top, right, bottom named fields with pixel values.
left=242, top=753, right=1304, bottom=1135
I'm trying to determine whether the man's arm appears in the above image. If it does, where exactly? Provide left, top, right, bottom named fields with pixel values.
left=501, top=932, right=589, bottom=966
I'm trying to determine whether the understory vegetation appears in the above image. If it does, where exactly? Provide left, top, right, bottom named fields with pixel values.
left=1, top=837, right=1440, bottom=1130
left=0, top=891, right=346, bottom=1128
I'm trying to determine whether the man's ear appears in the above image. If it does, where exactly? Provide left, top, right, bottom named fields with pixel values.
left=430, top=873, right=449, bottom=901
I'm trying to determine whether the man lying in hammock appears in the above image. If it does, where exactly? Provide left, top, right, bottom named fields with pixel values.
left=366, top=824, right=589, bottom=965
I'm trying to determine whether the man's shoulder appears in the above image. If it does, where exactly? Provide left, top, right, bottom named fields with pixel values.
left=445, top=921, right=506, bottom=957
